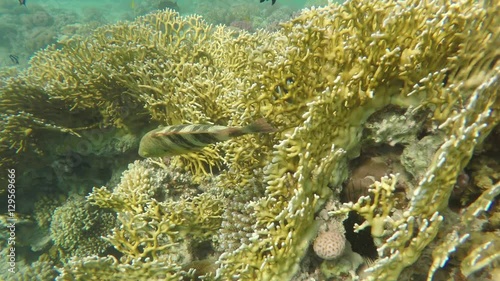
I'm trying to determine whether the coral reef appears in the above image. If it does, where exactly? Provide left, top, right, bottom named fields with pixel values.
left=34, top=195, right=65, bottom=229
left=0, top=0, right=498, bottom=280
left=363, top=107, right=425, bottom=146
left=214, top=0, right=498, bottom=278
left=86, top=160, right=223, bottom=275
left=0, top=253, right=59, bottom=281
left=57, top=256, right=186, bottom=281
left=401, top=133, right=445, bottom=180
left=15, top=260, right=58, bottom=281
left=49, top=197, right=116, bottom=258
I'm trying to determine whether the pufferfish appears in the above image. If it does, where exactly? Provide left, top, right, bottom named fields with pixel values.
left=138, top=118, right=276, bottom=158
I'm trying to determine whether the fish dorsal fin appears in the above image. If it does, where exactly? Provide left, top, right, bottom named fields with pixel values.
left=153, top=130, right=214, bottom=137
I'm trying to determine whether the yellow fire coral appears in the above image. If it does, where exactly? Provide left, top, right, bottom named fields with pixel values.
left=215, top=0, right=499, bottom=279
left=88, top=160, right=223, bottom=263
left=0, top=0, right=498, bottom=280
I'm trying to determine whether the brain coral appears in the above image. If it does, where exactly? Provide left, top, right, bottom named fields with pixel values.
left=313, top=229, right=346, bottom=260
left=0, top=0, right=498, bottom=280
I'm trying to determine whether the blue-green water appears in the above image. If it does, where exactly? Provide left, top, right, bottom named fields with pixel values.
left=0, top=0, right=326, bottom=68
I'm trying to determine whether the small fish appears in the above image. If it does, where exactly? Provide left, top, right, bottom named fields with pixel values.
left=9, top=55, right=19, bottom=64
left=18, top=0, right=26, bottom=6
left=138, top=118, right=276, bottom=157
left=260, top=0, right=276, bottom=5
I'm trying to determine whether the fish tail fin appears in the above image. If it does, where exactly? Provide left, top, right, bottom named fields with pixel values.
left=242, top=118, right=277, bottom=134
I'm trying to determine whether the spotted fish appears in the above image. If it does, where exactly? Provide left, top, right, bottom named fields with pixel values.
left=138, top=118, right=276, bottom=157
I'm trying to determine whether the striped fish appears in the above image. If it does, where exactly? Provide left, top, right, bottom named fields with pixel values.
left=138, top=118, right=276, bottom=157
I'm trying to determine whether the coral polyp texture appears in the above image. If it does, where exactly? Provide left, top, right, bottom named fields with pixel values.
left=0, top=0, right=498, bottom=280
left=313, top=227, right=346, bottom=260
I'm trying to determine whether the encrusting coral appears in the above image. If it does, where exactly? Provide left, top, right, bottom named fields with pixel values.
left=0, top=0, right=498, bottom=280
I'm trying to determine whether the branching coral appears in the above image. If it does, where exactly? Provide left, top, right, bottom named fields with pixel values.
left=56, top=256, right=186, bottom=281
left=428, top=181, right=500, bottom=280
left=215, top=0, right=499, bottom=279
left=0, top=0, right=498, bottom=280
left=333, top=71, right=499, bottom=279
left=103, top=193, right=223, bottom=263
left=2, top=258, right=58, bottom=281
left=87, top=160, right=223, bottom=265
left=50, top=197, right=116, bottom=258
left=333, top=174, right=399, bottom=245
left=0, top=9, right=282, bottom=181
left=88, top=160, right=168, bottom=213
